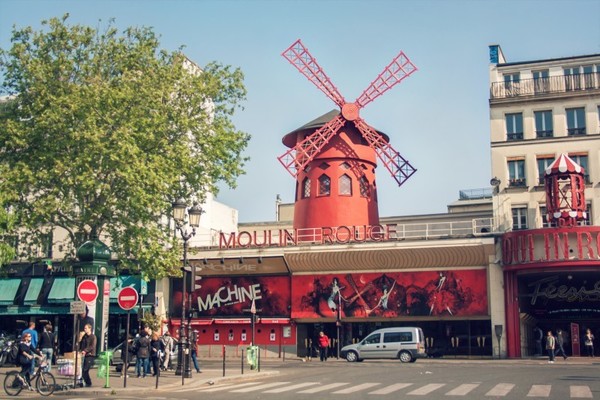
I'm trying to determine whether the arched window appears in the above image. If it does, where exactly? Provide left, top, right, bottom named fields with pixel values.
left=339, top=174, right=352, bottom=195
left=302, top=177, right=311, bottom=198
left=318, top=174, right=331, bottom=196
left=360, top=176, right=369, bottom=197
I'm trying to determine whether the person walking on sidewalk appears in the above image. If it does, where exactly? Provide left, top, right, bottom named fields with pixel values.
left=546, top=330, right=556, bottom=363
left=554, top=329, right=568, bottom=360
left=150, top=332, right=164, bottom=376
left=79, top=323, right=97, bottom=388
left=135, top=331, right=150, bottom=378
left=584, top=329, right=595, bottom=357
left=160, top=331, right=174, bottom=371
left=318, top=331, right=330, bottom=362
left=38, top=324, right=55, bottom=371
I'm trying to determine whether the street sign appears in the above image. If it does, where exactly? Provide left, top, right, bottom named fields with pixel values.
left=77, top=279, right=99, bottom=303
left=70, top=301, right=86, bottom=314
left=117, top=286, right=139, bottom=311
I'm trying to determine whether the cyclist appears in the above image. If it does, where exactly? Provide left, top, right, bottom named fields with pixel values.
left=17, top=332, right=42, bottom=390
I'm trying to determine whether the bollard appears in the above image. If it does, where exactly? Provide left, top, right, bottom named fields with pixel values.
left=97, top=351, right=112, bottom=388
left=222, top=345, right=226, bottom=377
left=241, top=348, right=244, bottom=375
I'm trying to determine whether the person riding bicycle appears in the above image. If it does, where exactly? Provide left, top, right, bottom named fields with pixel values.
left=17, top=332, right=42, bottom=389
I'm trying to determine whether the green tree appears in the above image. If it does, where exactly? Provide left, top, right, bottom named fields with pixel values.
left=0, top=15, right=249, bottom=277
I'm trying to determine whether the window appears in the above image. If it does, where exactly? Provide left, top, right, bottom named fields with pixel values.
left=512, top=207, right=528, bottom=230
left=40, top=232, right=53, bottom=258
left=569, top=153, right=589, bottom=183
left=566, top=107, right=586, bottom=135
left=584, top=202, right=593, bottom=226
left=582, top=65, right=595, bottom=89
left=508, top=159, right=526, bottom=187
left=536, top=156, right=554, bottom=185
left=363, top=333, right=380, bottom=345
left=384, top=332, right=412, bottom=343
left=533, top=69, right=549, bottom=93
left=302, top=177, right=311, bottom=198
left=539, top=205, right=551, bottom=228
left=534, top=110, right=553, bottom=138
left=359, top=176, right=369, bottom=198
left=318, top=174, right=330, bottom=196
left=504, top=72, right=520, bottom=96
left=505, top=113, right=523, bottom=140
left=564, top=67, right=581, bottom=91
left=339, top=174, right=352, bottom=195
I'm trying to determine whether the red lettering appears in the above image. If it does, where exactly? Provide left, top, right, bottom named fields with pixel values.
left=322, top=227, right=334, bottom=244
left=237, top=231, right=252, bottom=248
left=336, top=226, right=352, bottom=243
left=577, top=232, right=594, bottom=259
left=220, top=232, right=236, bottom=249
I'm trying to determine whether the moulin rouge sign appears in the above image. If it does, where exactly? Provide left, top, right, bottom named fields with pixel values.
left=502, top=226, right=600, bottom=266
left=219, top=224, right=399, bottom=249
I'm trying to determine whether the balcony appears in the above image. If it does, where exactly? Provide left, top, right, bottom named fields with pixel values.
left=508, top=178, right=527, bottom=188
left=490, top=72, right=600, bottom=99
left=568, top=128, right=586, bottom=136
left=536, top=130, right=553, bottom=138
left=507, top=132, right=524, bottom=141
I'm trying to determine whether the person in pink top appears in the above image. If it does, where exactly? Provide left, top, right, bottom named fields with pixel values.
left=318, top=331, right=330, bottom=362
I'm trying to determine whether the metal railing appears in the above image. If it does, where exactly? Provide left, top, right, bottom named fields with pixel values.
left=490, top=72, right=600, bottom=99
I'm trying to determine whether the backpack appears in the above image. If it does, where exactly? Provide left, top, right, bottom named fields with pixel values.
left=9, top=343, right=19, bottom=365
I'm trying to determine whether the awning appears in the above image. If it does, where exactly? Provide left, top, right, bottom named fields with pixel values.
left=48, top=277, right=75, bottom=303
left=109, top=304, right=152, bottom=315
left=214, top=318, right=251, bottom=325
left=0, top=278, right=21, bottom=305
left=109, top=276, right=142, bottom=299
left=24, top=278, right=44, bottom=303
left=258, top=318, right=290, bottom=324
left=0, top=305, right=69, bottom=316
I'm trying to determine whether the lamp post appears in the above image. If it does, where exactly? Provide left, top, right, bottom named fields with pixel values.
left=336, top=295, right=341, bottom=359
left=172, top=199, right=203, bottom=385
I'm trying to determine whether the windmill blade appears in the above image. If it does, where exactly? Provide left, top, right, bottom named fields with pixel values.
left=355, top=51, right=417, bottom=109
left=278, top=114, right=346, bottom=177
left=282, top=39, right=346, bottom=108
left=354, top=119, right=416, bottom=186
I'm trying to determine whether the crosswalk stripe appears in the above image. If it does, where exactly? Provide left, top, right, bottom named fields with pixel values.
left=190, top=381, right=264, bottom=392
left=263, top=382, right=319, bottom=393
left=230, top=381, right=290, bottom=393
left=527, top=385, right=551, bottom=397
left=298, top=382, right=349, bottom=393
left=407, top=383, right=446, bottom=395
left=369, top=383, right=414, bottom=394
left=571, top=385, right=593, bottom=398
left=446, top=383, right=480, bottom=396
left=486, top=383, right=515, bottom=396
left=333, top=383, right=380, bottom=394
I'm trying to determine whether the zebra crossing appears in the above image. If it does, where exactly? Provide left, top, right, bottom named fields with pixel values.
left=181, top=380, right=595, bottom=397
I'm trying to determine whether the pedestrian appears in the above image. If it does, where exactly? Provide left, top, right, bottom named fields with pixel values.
left=79, top=323, right=97, bottom=388
left=190, top=331, right=201, bottom=373
left=120, top=334, right=134, bottom=378
left=554, top=329, right=568, bottom=360
left=546, top=330, right=556, bottom=363
left=150, top=332, right=164, bottom=376
left=160, top=331, right=174, bottom=371
left=584, top=329, right=594, bottom=357
left=135, top=330, right=150, bottom=378
left=318, top=331, right=330, bottom=362
left=17, top=332, right=42, bottom=389
left=38, top=324, right=55, bottom=371
left=534, top=326, right=543, bottom=356
left=22, top=322, right=38, bottom=376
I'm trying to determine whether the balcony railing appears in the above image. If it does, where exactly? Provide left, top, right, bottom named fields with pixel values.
left=508, top=178, right=527, bottom=188
left=490, top=72, right=600, bottom=99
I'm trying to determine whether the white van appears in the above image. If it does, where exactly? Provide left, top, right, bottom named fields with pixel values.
left=340, top=327, right=426, bottom=363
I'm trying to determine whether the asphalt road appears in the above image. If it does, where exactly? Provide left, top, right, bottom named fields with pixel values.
left=2, top=358, right=599, bottom=399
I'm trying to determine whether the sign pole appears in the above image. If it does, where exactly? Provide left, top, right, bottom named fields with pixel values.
left=74, top=317, right=79, bottom=387
left=124, top=309, right=130, bottom=388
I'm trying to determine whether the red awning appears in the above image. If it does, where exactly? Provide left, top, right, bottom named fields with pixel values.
left=194, top=319, right=214, bottom=325
left=214, top=318, right=251, bottom=325
left=259, top=318, right=290, bottom=324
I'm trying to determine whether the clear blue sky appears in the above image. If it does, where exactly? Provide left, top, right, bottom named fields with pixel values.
left=2, top=0, right=599, bottom=222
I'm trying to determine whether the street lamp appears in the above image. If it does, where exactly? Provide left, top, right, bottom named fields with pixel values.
left=172, top=199, right=203, bottom=384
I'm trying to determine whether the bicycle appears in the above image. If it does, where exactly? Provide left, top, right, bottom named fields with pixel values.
left=3, top=356, right=55, bottom=396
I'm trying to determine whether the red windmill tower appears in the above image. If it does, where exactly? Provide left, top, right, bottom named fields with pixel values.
left=279, top=39, right=417, bottom=235
left=544, top=153, right=587, bottom=227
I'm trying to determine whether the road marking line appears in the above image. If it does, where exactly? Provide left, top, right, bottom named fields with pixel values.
left=407, top=383, right=446, bottom=395
left=446, top=383, right=480, bottom=396
left=298, top=382, right=349, bottom=393
left=264, top=382, right=318, bottom=393
left=486, top=383, right=515, bottom=396
left=333, top=383, right=380, bottom=394
left=369, top=383, right=413, bottom=394
left=527, top=384, right=551, bottom=397
left=180, top=381, right=264, bottom=392
left=571, top=385, right=593, bottom=398
left=230, top=381, right=290, bottom=392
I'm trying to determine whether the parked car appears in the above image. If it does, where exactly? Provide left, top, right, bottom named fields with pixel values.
left=340, top=327, right=427, bottom=363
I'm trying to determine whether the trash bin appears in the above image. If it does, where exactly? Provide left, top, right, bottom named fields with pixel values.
left=246, top=346, right=258, bottom=370
left=97, top=351, right=113, bottom=386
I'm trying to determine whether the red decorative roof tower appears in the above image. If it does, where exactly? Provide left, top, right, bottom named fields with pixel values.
left=544, top=153, right=587, bottom=226
left=279, top=40, right=417, bottom=232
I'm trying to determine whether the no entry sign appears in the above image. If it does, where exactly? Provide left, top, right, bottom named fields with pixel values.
left=117, top=287, right=139, bottom=311
left=77, top=279, right=99, bottom=303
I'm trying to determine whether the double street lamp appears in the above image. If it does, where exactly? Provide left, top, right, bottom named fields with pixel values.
left=172, top=199, right=203, bottom=385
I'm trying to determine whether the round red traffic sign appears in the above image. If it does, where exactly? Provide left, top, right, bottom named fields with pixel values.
left=77, top=279, right=99, bottom=303
left=117, top=287, right=139, bottom=310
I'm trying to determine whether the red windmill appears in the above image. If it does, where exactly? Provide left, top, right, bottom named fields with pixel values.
left=279, top=39, right=417, bottom=234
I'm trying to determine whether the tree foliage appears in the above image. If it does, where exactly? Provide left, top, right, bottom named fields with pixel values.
left=0, top=15, right=249, bottom=277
